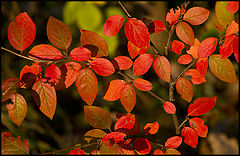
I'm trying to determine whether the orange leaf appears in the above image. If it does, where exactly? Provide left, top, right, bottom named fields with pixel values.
left=154, top=55, right=171, bottom=82
left=233, top=36, right=239, bottom=63
left=68, top=148, right=85, bottom=155
left=196, top=57, right=208, bottom=76
left=84, top=129, right=107, bottom=143
left=153, top=149, right=164, bottom=155
left=90, top=58, right=115, bottom=76
left=176, top=77, right=193, bottom=102
left=165, top=136, right=182, bottom=148
left=187, top=38, right=200, bottom=58
left=133, top=138, right=151, bottom=154
left=176, top=22, right=195, bottom=45
left=75, top=68, right=98, bottom=105
left=100, top=140, right=124, bottom=154
left=133, top=78, right=152, bottom=91
left=226, top=1, right=239, bottom=14
left=103, top=79, right=126, bottom=101
left=70, top=47, right=91, bottom=62
left=148, top=20, right=165, bottom=33
left=184, top=69, right=206, bottom=85
left=183, top=7, right=209, bottom=25
left=133, top=54, right=153, bottom=76
left=20, top=63, right=41, bottom=80
left=115, top=114, right=135, bottom=133
left=45, top=64, right=61, bottom=85
left=1, top=78, right=20, bottom=102
left=103, top=15, right=124, bottom=37
left=111, top=56, right=133, bottom=70
left=181, top=127, right=198, bottom=148
left=120, top=84, right=136, bottom=113
left=166, top=7, right=181, bottom=26
left=171, top=40, right=185, bottom=54
left=144, top=121, right=159, bottom=135
left=197, top=37, right=218, bottom=58
left=226, top=20, right=239, bottom=36
left=189, top=117, right=208, bottom=137
left=219, top=34, right=236, bottom=58
left=163, top=101, right=176, bottom=114
left=127, top=41, right=149, bottom=59
left=178, top=54, right=193, bottom=64
left=165, top=148, right=181, bottom=155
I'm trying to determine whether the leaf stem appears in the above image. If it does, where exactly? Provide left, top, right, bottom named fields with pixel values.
left=178, top=116, right=189, bottom=132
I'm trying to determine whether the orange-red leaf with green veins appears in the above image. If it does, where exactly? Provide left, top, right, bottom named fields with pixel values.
left=75, top=68, right=98, bottom=105
left=176, top=77, right=193, bottom=102
left=55, top=62, right=82, bottom=90
left=32, top=78, right=57, bottom=119
left=90, top=58, right=115, bottom=76
left=133, top=54, right=153, bottom=76
left=163, top=101, right=176, bottom=114
left=2, top=78, right=20, bottom=102
left=124, top=18, right=150, bottom=48
left=127, top=41, right=149, bottom=59
left=103, top=79, right=126, bottom=101
left=84, top=129, right=107, bottom=143
left=166, top=7, right=181, bottom=26
left=165, top=136, right=182, bottom=148
left=133, top=78, right=152, bottom=91
left=183, top=7, right=209, bottom=25
left=181, top=127, right=198, bottom=148
left=80, top=29, right=108, bottom=57
left=70, top=47, right=91, bottom=62
left=115, top=114, right=135, bottom=132
left=153, top=149, right=164, bottom=155
left=45, top=64, right=61, bottom=85
left=154, top=55, right=171, bottom=82
left=68, top=148, right=85, bottom=155
left=188, top=96, right=217, bottom=116
left=178, top=54, right=193, bottom=64
left=233, top=36, right=239, bottom=63
left=198, top=37, right=218, bottom=58
left=176, top=22, right=195, bottom=45
left=84, top=106, right=111, bottom=129
left=184, top=69, right=206, bottom=85
left=215, top=2, right=234, bottom=28
left=102, top=132, right=126, bottom=143
left=144, top=121, right=159, bottom=135
left=189, top=117, right=208, bottom=137
left=148, top=20, right=165, bottom=33
left=47, top=16, right=72, bottom=50
left=226, top=20, right=239, bottom=36
left=28, top=44, right=63, bottom=60
left=103, top=15, right=124, bottom=37
left=171, top=40, right=185, bottom=54
left=220, top=34, right=236, bottom=58
left=226, top=1, right=239, bottom=14
left=8, top=12, right=36, bottom=52
left=209, top=54, right=238, bottom=83
left=133, top=138, right=151, bottom=154
left=7, top=93, right=27, bottom=126
left=165, top=148, right=181, bottom=155
left=100, top=140, right=124, bottom=154
left=120, top=84, right=136, bottom=113
left=111, top=56, right=133, bottom=70
left=1, top=132, right=30, bottom=154
left=196, top=57, right=208, bottom=76
left=187, top=38, right=200, bottom=58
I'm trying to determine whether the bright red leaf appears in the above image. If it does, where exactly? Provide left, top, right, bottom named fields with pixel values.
left=233, top=36, right=239, bottom=63
left=120, top=84, right=136, bottom=113
left=103, top=79, right=126, bottom=101
left=144, top=121, right=159, bottom=135
left=176, top=22, right=195, bottom=45
left=8, top=12, right=36, bottom=52
left=154, top=55, right=171, bottom=82
left=75, top=68, right=98, bottom=105
left=45, top=64, right=61, bottom=85
left=181, top=127, right=198, bottom=148
left=68, top=149, right=85, bottom=155
left=84, top=106, right=111, bottom=129
left=176, top=77, right=193, bottom=102
left=197, top=37, right=218, bottom=58
left=153, top=149, right=164, bottom=155
left=102, top=132, right=126, bottom=144
left=196, top=57, right=208, bottom=76
left=133, top=78, right=152, bottom=91
left=127, top=41, right=149, bottom=59
left=84, top=129, right=107, bottom=143
left=124, top=18, right=150, bottom=48
left=226, top=20, right=238, bottom=36
left=103, top=15, right=124, bottom=37
left=133, top=54, right=153, bottom=76
left=114, top=114, right=135, bottom=133
left=148, top=20, right=165, bottom=33
left=171, top=40, right=185, bottom=54
left=133, top=138, right=151, bottom=155
left=183, top=7, right=209, bottom=25
left=163, top=101, right=176, bottom=114
left=2, top=78, right=20, bottom=102
left=188, top=96, right=217, bottom=116
left=70, top=47, right=91, bottom=62
left=178, top=54, right=193, bottom=64
left=111, top=56, right=133, bottom=70
left=184, top=69, right=206, bottom=85
left=226, top=1, right=239, bottom=14
left=189, top=117, right=208, bottom=138
left=90, top=58, right=115, bottom=76
left=165, top=136, right=182, bottom=148
left=220, top=34, right=236, bottom=58
left=187, top=38, right=200, bottom=58
left=166, top=7, right=181, bottom=26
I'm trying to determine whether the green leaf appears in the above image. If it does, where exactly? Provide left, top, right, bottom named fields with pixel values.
left=215, top=2, right=234, bottom=28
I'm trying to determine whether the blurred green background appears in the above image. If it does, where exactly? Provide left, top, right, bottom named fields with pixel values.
left=1, top=1, right=238, bottom=154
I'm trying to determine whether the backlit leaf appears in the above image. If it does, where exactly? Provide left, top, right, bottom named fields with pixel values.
left=90, top=58, right=115, bottom=76
left=148, top=20, right=165, bottom=34
left=47, top=16, right=72, bottom=50
left=2, top=78, right=20, bottom=102
left=176, top=77, right=193, bottom=102
left=226, top=1, right=239, bottom=14
left=102, top=132, right=126, bottom=144
left=103, top=79, right=126, bottom=101
left=187, top=38, right=200, bottom=58
left=165, top=148, right=181, bottom=155
left=133, top=54, right=153, bottom=76
left=166, top=7, right=181, bottom=26
left=133, top=78, right=152, bottom=91
left=20, top=63, right=41, bottom=80
left=153, top=149, right=164, bottom=155
left=75, top=68, right=98, bottom=105
left=215, top=1, right=234, bottom=28
left=188, top=96, right=217, bottom=116
left=120, top=84, right=136, bottom=113
left=165, top=136, right=182, bottom=148
left=189, top=117, right=208, bottom=138
left=70, top=47, right=91, bottom=62
left=84, top=106, right=111, bottom=129
left=163, top=101, right=176, bottom=114
left=181, top=127, right=198, bottom=148
left=45, top=64, right=61, bottom=85
left=100, top=140, right=124, bottom=154
left=144, top=121, right=159, bottom=135
left=8, top=12, right=36, bottom=52
left=68, top=148, right=85, bottom=155
left=197, top=37, right=218, bottom=58
left=114, top=114, right=135, bottom=133
left=209, top=54, right=237, bottom=84
left=124, top=18, right=150, bottom=48
left=133, top=138, right=151, bottom=154
left=111, top=56, right=133, bottom=70
left=176, top=22, right=195, bottom=45
left=171, top=40, right=185, bottom=54
left=178, top=54, right=193, bottom=64
left=127, top=41, right=149, bottom=59
left=226, top=20, right=239, bottom=36
left=219, top=34, right=236, bottom=58
left=154, top=55, right=171, bottom=82
left=183, top=7, right=209, bottom=25
left=184, top=69, right=206, bottom=84
left=233, top=36, right=239, bottom=63
left=84, top=129, right=107, bottom=143
left=103, top=15, right=124, bottom=36
left=196, top=57, right=208, bottom=76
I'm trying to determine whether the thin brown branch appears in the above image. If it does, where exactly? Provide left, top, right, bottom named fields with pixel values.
left=165, top=26, right=175, bottom=56
left=178, top=117, right=189, bottom=131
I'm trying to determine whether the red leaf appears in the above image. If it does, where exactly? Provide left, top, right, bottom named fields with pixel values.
left=144, top=121, right=159, bottom=135
left=187, top=38, right=200, bottom=58
left=68, top=149, right=85, bottom=155
left=176, top=22, right=195, bottom=45
left=154, top=55, right=171, bottom=82
left=124, top=18, right=150, bottom=48
left=114, top=114, right=135, bottom=133
left=120, top=84, right=136, bottom=113
left=196, top=57, right=208, bottom=76
left=103, top=15, right=124, bottom=37
left=171, top=40, right=185, bottom=54
left=90, top=58, right=115, bottom=76
left=133, top=54, right=153, bottom=76
left=163, top=101, right=176, bottom=114
left=209, top=54, right=238, bottom=83
left=165, top=148, right=181, bottom=154
left=178, top=54, right=193, bottom=64
left=183, top=7, right=209, bottom=25
left=148, top=20, right=165, bottom=33
left=80, top=29, right=108, bottom=57
left=103, top=79, right=126, bottom=101
left=153, top=149, right=164, bottom=155
left=176, top=77, right=193, bottom=102
left=197, top=37, right=218, bottom=58
left=1, top=132, right=30, bottom=154
left=127, top=41, right=149, bottom=59
left=102, top=132, right=126, bottom=144
left=189, top=117, right=208, bottom=137
left=165, top=136, right=182, bottom=148
left=55, top=62, right=82, bottom=90
left=188, top=96, right=217, bottom=116
left=166, top=7, right=181, bottom=26
left=184, top=69, right=206, bottom=85
left=47, top=16, right=72, bottom=50
left=220, top=34, right=236, bottom=58
left=75, top=68, right=98, bottom=105
left=133, top=78, right=152, bottom=91
left=111, top=56, right=133, bottom=70
left=28, top=44, right=63, bottom=60
left=226, top=20, right=239, bottom=36
left=20, top=63, right=41, bottom=80
left=8, top=12, right=36, bottom=52
left=133, top=138, right=151, bottom=154
left=45, top=64, right=61, bottom=85
left=181, top=127, right=198, bottom=148
left=70, top=47, right=91, bottom=62
left=84, top=106, right=111, bottom=129
left=2, top=78, right=20, bottom=102
left=84, top=129, right=107, bottom=143
left=226, top=1, right=239, bottom=14
left=233, top=36, right=239, bottom=63
left=7, top=93, right=27, bottom=126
